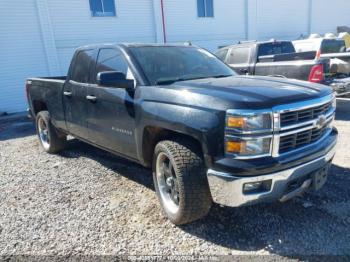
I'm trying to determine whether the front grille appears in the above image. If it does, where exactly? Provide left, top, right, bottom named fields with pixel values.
left=280, top=101, right=332, bottom=127
left=279, top=125, right=328, bottom=154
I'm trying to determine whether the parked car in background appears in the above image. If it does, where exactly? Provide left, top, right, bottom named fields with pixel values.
left=338, top=32, right=350, bottom=49
left=293, top=34, right=349, bottom=58
left=293, top=36, right=350, bottom=68
left=293, top=35, right=350, bottom=87
left=215, top=40, right=330, bottom=84
left=216, top=39, right=350, bottom=97
left=27, top=43, right=337, bottom=225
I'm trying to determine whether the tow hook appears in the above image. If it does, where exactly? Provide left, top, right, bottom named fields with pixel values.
left=279, top=179, right=312, bottom=202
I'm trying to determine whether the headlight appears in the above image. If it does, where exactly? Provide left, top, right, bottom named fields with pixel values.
left=226, top=112, right=272, bottom=133
left=225, top=110, right=273, bottom=158
left=226, top=137, right=272, bottom=157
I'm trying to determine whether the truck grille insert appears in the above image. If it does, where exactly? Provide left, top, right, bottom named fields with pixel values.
left=280, top=101, right=332, bottom=127
left=279, top=125, right=328, bottom=154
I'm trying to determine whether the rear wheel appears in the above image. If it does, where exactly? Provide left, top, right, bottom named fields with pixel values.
left=153, top=139, right=212, bottom=225
left=36, top=111, right=67, bottom=153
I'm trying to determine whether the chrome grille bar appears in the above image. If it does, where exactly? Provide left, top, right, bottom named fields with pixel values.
left=272, top=94, right=336, bottom=157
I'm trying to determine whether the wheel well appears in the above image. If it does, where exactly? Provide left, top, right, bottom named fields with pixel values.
left=33, top=100, right=48, bottom=115
left=142, top=126, right=203, bottom=167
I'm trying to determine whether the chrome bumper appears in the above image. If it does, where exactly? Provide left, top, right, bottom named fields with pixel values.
left=207, top=145, right=336, bottom=207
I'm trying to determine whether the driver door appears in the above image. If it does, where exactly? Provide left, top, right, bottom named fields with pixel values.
left=86, top=48, right=137, bottom=158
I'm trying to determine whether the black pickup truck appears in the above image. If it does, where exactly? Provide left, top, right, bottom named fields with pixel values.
left=27, top=44, right=338, bottom=225
left=215, top=40, right=330, bottom=84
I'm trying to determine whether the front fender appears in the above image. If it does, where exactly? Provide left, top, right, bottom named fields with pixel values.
left=135, top=100, right=225, bottom=165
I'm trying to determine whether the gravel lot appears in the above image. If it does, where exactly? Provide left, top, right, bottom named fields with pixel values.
left=0, top=100, right=350, bottom=258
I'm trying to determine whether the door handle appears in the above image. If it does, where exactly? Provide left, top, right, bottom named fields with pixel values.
left=86, top=95, right=97, bottom=102
left=239, top=69, right=249, bottom=74
left=63, top=91, right=72, bottom=97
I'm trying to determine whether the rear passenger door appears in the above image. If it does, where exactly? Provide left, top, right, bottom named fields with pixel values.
left=227, top=46, right=251, bottom=75
left=63, top=49, right=95, bottom=139
left=86, top=48, right=137, bottom=158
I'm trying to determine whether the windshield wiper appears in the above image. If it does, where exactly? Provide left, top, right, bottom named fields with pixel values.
left=210, top=74, right=232, bottom=78
left=156, top=76, right=211, bottom=85
left=156, top=75, right=232, bottom=85
left=156, top=77, right=187, bottom=85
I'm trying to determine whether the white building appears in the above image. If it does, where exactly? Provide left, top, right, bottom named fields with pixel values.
left=1, top=0, right=349, bottom=113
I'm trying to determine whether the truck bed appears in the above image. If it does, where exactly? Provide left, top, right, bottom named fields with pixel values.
left=254, top=59, right=329, bottom=81
left=26, top=76, right=67, bottom=130
left=215, top=41, right=330, bottom=83
left=321, top=52, right=350, bottom=62
left=258, top=51, right=317, bottom=62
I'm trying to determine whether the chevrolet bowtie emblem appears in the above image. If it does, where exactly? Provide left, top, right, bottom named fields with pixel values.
left=315, top=115, right=326, bottom=129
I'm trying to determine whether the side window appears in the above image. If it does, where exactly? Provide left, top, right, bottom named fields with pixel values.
left=71, top=50, right=94, bottom=83
left=96, top=48, right=131, bottom=82
left=228, top=47, right=250, bottom=64
left=215, top=49, right=228, bottom=62
left=89, top=0, right=116, bottom=17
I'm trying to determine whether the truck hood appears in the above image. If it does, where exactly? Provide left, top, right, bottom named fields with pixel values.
left=160, top=75, right=333, bottom=110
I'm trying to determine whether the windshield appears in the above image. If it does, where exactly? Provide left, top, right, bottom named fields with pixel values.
left=321, top=40, right=346, bottom=54
left=258, top=42, right=295, bottom=56
left=129, top=46, right=235, bottom=85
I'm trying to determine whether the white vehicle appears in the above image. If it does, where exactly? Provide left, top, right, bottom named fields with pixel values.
left=293, top=34, right=350, bottom=96
left=293, top=35, right=347, bottom=58
left=338, top=32, right=350, bottom=49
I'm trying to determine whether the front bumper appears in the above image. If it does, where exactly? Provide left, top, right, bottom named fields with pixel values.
left=207, top=143, right=336, bottom=207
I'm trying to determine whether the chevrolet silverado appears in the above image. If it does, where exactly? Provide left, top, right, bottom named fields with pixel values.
left=26, top=44, right=338, bottom=225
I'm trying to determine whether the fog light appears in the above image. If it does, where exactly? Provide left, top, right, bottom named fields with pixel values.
left=243, top=180, right=272, bottom=194
left=244, top=182, right=262, bottom=191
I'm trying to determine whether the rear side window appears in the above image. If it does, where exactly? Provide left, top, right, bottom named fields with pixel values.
left=96, top=48, right=128, bottom=76
left=258, top=42, right=295, bottom=57
left=215, top=49, right=229, bottom=61
left=228, top=47, right=250, bottom=64
left=321, top=40, right=346, bottom=54
left=71, top=50, right=94, bottom=83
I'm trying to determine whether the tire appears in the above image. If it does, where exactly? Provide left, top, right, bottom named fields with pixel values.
left=36, top=111, right=67, bottom=153
left=152, top=139, right=212, bottom=225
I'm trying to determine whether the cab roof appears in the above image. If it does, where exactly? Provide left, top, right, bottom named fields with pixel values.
left=76, top=42, right=196, bottom=51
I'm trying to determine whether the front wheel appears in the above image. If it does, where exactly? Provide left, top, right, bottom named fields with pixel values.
left=152, top=139, right=212, bottom=225
left=36, top=111, right=67, bottom=153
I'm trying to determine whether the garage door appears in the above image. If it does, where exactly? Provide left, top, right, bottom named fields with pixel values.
left=0, top=0, right=49, bottom=113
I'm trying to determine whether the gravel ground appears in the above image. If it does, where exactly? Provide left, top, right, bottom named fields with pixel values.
left=0, top=100, right=350, bottom=259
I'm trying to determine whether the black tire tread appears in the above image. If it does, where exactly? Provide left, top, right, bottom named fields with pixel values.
left=36, top=111, right=67, bottom=154
left=153, top=139, right=212, bottom=225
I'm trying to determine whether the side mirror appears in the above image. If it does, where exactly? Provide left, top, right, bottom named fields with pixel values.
left=97, top=71, right=134, bottom=89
